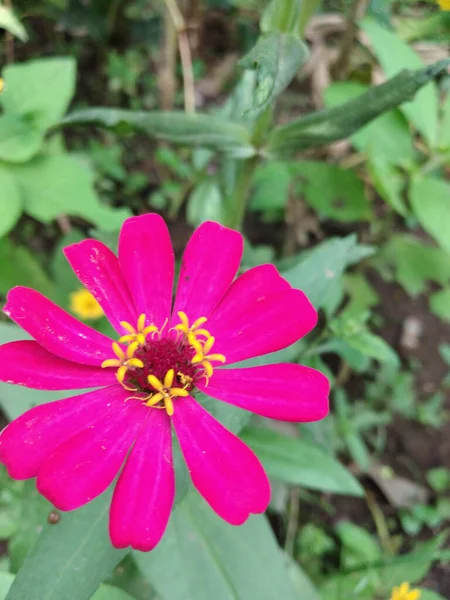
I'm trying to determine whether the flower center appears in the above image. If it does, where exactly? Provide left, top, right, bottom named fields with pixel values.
left=101, top=312, right=226, bottom=415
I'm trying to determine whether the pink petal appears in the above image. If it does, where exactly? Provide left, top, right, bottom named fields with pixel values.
left=110, top=409, right=174, bottom=551
left=199, top=363, right=329, bottom=422
left=64, top=239, right=137, bottom=334
left=119, top=214, right=174, bottom=328
left=208, top=289, right=318, bottom=364
left=172, top=221, right=243, bottom=324
left=37, top=397, right=145, bottom=510
left=173, top=396, right=270, bottom=525
left=4, top=287, right=114, bottom=366
left=0, top=385, right=129, bottom=480
left=0, top=340, right=116, bottom=390
left=208, top=264, right=291, bottom=326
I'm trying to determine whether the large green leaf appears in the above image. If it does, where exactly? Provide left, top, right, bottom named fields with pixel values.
left=61, top=110, right=254, bottom=158
left=409, top=175, right=450, bottom=254
left=1, top=58, right=76, bottom=131
left=0, top=5, right=28, bottom=41
left=1, top=572, right=136, bottom=600
left=360, top=18, right=438, bottom=147
left=0, top=166, right=22, bottom=238
left=240, top=427, right=363, bottom=496
left=0, top=114, right=42, bottom=162
left=239, top=32, right=308, bottom=115
left=10, top=153, right=131, bottom=230
left=134, top=491, right=302, bottom=600
left=6, top=490, right=127, bottom=600
left=440, top=92, right=450, bottom=150
left=324, top=82, right=413, bottom=166
left=267, top=58, right=449, bottom=158
left=291, top=160, right=372, bottom=222
left=281, top=235, right=375, bottom=310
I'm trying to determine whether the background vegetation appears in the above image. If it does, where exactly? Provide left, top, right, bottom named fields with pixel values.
left=0, top=0, right=450, bottom=598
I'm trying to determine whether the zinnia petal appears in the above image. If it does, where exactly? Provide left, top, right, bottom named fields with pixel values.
left=110, top=409, right=174, bottom=551
left=209, top=289, right=317, bottom=364
left=64, top=239, right=137, bottom=333
left=0, top=340, right=116, bottom=390
left=119, top=214, right=174, bottom=328
left=4, top=287, right=114, bottom=366
left=0, top=385, right=128, bottom=479
left=198, top=363, right=329, bottom=421
left=172, top=221, right=243, bottom=323
left=37, top=397, right=145, bottom=510
left=173, top=396, right=270, bottom=525
left=207, top=263, right=290, bottom=325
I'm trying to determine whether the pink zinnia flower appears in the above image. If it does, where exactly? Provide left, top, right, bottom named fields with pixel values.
left=0, top=214, right=329, bottom=551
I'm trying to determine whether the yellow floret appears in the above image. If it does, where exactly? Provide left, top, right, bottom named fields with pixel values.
left=69, top=288, right=104, bottom=320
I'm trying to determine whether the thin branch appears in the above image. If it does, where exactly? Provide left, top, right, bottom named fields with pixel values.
left=162, top=0, right=195, bottom=113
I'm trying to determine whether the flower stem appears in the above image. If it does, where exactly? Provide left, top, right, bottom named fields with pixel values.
left=224, top=155, right=259, bottom=231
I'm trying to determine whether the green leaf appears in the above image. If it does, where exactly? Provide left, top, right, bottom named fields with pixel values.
left=0, top=166, right=22, bottom=237
left=10, top=153, right=132, bottom=231
left=418, top=591, right=448, bottom=600
left=8, top=482, right=52, bottom=573
left=409, top=175, right=450, bottom=254
left=240, top=427, right=364, bottom=496
left=291, top=161, right=372, bottom=222
left=186, top=178, right=224, bottom=227
left=0, top=573, right=136, bottom=600
left=0, top=114, right=42, bottom=162
left=282, top=235, right=375, bottom=310
left=336, top=522, right=382, bottom=568
left=367, top=154, right=408, bottom=216
left=320, top=533, right=446, bottom=600
left=134, top=491, right=302, bottom=600
left=324, top=82, right=413, bottom=166
left=0, top=238, right=54, bottom=298
left=1, top=57, right=76, bottom=131
left=250, top=161, right=292, bottom=211
left=360, top=18, right=438, bottom=147
left=6, top=490, right=127, bottom=600
left=430, top=288, right=450, bottom=322
left=0, top=6, right=28, bottom=41
left=374, top=234, right=450, bottom=296
left=61, top=109, right=254, bottom=158
left=267, top=58, right=449, bottom=158
left=239, top=32, right=308, bottom=115
left=440, top=92, right=450, bottom=150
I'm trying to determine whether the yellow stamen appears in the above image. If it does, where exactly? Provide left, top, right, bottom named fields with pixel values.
left=145, top=368, right=189, bottom=415
left=70, top=288, right=104, bottom=320
left=178, top=372, right=193, bottom=387
left=174, top=311, right=212, bottom=344
left=101, top=337, right=143, bottom=388
left=118, top=314, right=158, bottom=345
left=390, top=582, right=421, bottom=600
left=189, top=335, right=226, bottom=383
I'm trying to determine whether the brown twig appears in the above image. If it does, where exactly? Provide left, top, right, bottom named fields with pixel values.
left=158, top=8, right=177, bottom=110
left=162, top=0, right=195, bottom=113
left=332, top=0, right=368, bottom=80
